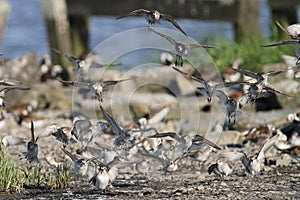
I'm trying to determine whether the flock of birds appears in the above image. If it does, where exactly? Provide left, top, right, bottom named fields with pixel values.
left=0, top=9, right=300, bottom=192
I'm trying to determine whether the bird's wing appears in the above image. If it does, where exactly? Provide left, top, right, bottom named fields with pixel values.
left=220, top=152, right=245, bottom=161
left=263, top=84, right=293, bottom=97
left=116, top=9, right=150, bottom=19
left=187, top=43, right=216, bottom=49
left=0, top=86, right=30, bottom=97
left=99, top=105, right=123, bottom=134
left=257, top=133, right=280, bottom=163
left=275, top=21, right=293, bottom=38
left=231, top=68, right=257, bottom=79
left=262, top=40, right=299, bottom=47
left=192, top=135, right=222, bottom=150
left=90, top=62, right=122, bottom=68
left=37, top=124, right=59, bottom=139
left=61, top=148, right=77, bottom=162
left=160, top=13, right=187, bottom=36
left=102, top=77, right=135, bottom=88
left=148, top=131, right=181, bottom=141
left=0, top=79, right=22, bottom=86
left=2, top=135, right=27, bottom=146
left=30, top=121, right=35, bottom=142
left=52, top=47, right=80, bottom=65
left=149, top=28, right=177, bottom=45
left=172, top=66, right=205, bottom=83
left=214, top=90, right=228, bottom=105
left=214, top=81, right=248, bottom=89
left=56, top=79, right=91, bottom=89
left=266, top=70, right=283, bottom=77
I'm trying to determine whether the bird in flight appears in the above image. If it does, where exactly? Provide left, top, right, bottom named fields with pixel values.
left=117, top=8, right=187, bottom=36
left=57, top=77, right=135, bottom=102
left=262, top=21, right=300, bottom=47
left=150, top=28, right=215, bottom=66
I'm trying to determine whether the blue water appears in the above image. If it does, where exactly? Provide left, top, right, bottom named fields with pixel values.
left=0, top=0, right=299, bottom=61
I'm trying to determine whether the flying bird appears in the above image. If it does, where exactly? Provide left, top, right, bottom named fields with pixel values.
left=52, top=48, right=121, bottom=76
left=220, top=133, right=280, bottom=175
left=117, top=9, right=187, bottom=36
left=0, top=86, right=30, bottom=108
left=57, top=77, right=134, bottom=102
left=215, top=90, right=239, bottom=124
left=99, top=105, right=130, bottom=147
left=262, top=21, right=300, bottom=47
left=173, top=67, right=245, bottom=102
left=1, top=135, right=27, bottom=147
left=150, top=28, right=215, bottom=66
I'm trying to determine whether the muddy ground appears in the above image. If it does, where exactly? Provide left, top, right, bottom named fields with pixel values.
left=1, top=161, right=299, bottom=200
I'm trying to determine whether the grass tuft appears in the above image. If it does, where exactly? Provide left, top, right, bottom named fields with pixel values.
left=207, top=21, right=296, bottom=72
left=0, top=143, right=71, bottom=193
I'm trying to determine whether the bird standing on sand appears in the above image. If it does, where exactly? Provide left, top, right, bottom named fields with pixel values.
left=117, top=9, right=187, bottom=36
left=208, top=159, right=233, bottom=177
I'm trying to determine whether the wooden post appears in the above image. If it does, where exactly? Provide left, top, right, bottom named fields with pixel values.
left=0, top=0, right=10, bottom=47
left=236, top=0, right=261, bottom=40
left=41, top=0, right=72, bottom=67
left=69, top=15, right=89, bottom=57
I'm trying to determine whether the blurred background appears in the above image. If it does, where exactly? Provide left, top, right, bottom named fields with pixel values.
left=0, top=0, right=299, bottom=65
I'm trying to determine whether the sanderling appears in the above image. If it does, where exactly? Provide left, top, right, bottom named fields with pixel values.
left=52, top=48, right=121, bottom=78
left=0, top=86, right=30, bottom=108
left=208, top=159, right=233, bottom=177
left=117, top=8, right=187, bottom=36
left=215, top=90, right=239, bottom=124
left=263, top=21, right=300, bottom=47
left=149, top=28, right=215, bottom=66
left=23, top=121, right=39, bottom=163
left=220, top=133, right=280, bottom=175
left=173, top=66, right=244, bottom=102
left=99, top=105, right=130, bottom=147
left=0, top=79, right=22, bottom=86
left=57, top=77, right=134, bottom=102
left=1, top=135, right=26, bottom=147
left=232, top=68, right=283, bottom=85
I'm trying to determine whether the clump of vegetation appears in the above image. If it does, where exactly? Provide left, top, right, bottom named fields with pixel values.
left=49, top=165, right=71, bottom=189
left=0, top=144, right=26, bottom=193
left=207, top=21, right=296, bottom=72
left=0, top=144, right=71, bottom=193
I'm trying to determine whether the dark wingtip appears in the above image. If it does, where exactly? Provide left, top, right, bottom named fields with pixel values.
left=208, top=163, right=217, bottom=175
